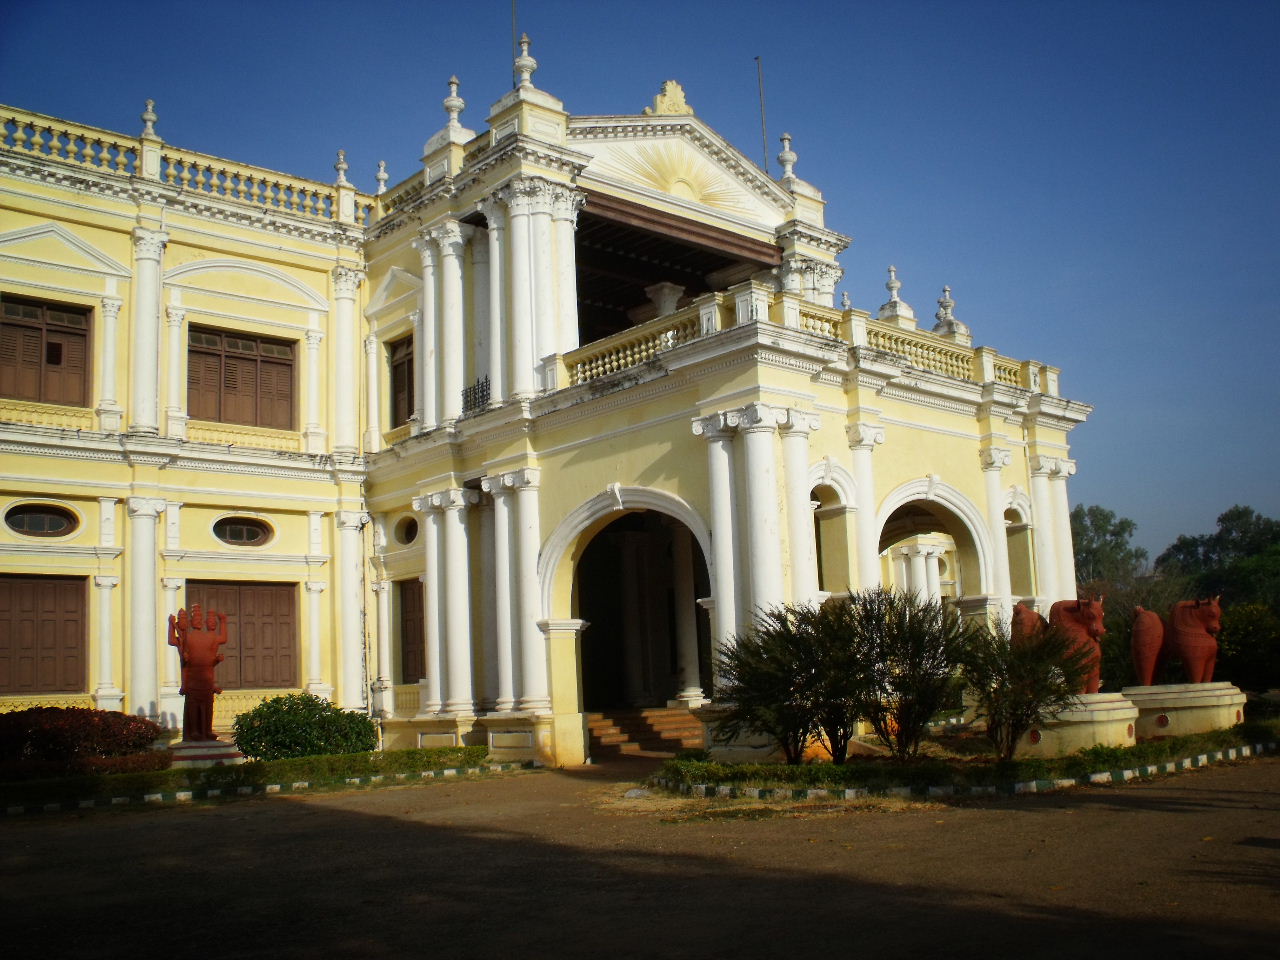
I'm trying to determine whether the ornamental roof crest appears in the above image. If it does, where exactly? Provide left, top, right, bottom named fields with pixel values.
left=643, top=80, right=695, bottom=116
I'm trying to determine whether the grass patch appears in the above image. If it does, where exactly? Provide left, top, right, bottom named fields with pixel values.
left=656, top=721, right=1279, bottom=793
left=1, top=745, right=488, bottom=808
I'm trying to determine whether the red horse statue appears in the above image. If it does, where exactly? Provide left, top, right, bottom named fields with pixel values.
left=1049, top=597, right=1106, bottom=694
left=168, top=603, right=229, bottom=741
left=1131, top=598, right=1221, bottom=685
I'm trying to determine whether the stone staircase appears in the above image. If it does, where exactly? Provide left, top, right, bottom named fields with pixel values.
left=586, top=707, right=705, bottom=760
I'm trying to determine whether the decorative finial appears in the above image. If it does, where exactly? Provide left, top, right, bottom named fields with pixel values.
left=935, top=285, right=955, bottom=323
left=515, top=33, right=537, bottom=88
left=643, top=80, right=695, bottom=116
left=778, top=132, right=797, bottom=179
left=443, top=75, right=465, bottom=128
left=878, top=265, right=916, bottom=323
left=334, top=149, right=350, bottom=186
left=141, top=99, right=158, bottom=138
left=375, top=160, right=388, bottom=196
left=841, top=291, right=851, bottom=311
left=886, top=265, right=901, bottom=302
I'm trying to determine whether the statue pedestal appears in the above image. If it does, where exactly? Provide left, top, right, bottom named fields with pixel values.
left=1121, top=682, right=1247, bottom=739
left=1018, top=692, right=1139, bottom=758
left=170, top=739, right=245, bottom=769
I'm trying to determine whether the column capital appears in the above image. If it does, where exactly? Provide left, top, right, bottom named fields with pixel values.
left=979, top=446, right=1012, bottom=471
left=305, top=581, right=326, bottom=594
left=165, top=305, right=185, bottom=327
left=1052, top=458, right=1077, bottom=479
left=412, top=231, right=439, bottom=266
left=480, top=474, right=511, bottom=496
left=847, top=423, right=885, bottom=450
left=478, top=195, right=508, bottom=230
left=549, top=184, right=586, bottom=222
left=336, top=510, right=367, bottom=530
left=94, top=575, right=120, bottom=589
left=429, top=487, right=474, bottom=511
left=501, top=175, right=556, bottom=214
left=781, top=407, right=820, bottom=435
left=131, top=227, right=169, bottom=260
left=100, top=296, right=123, bottom=319
left=332, top=266, right=365, bottom=298
left=161, top=577, right=184, bottom=591
left=504, top=466, right=540, bottom=490
left=126, top=496, right=166, bottom=519
left=739, top=401, right=784, bottom=432
left=1030, top=454, right=1059, bottom=477
left=306, top=329, right=324, bottom=347
left=364, top=333, right=378, bottom=354
left=431, top=219, right=474, bottom=253
left=691, top=411, right=736, bottom=439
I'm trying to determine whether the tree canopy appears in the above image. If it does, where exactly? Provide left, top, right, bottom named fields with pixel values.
left=1070, top=504, right=1150, bottom=588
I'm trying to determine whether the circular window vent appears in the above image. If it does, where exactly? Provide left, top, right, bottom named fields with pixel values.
left=214, top=516, right=272, bottom=546
left=5, top=503, right=78, bottom=537
left=394, top=516, right=419, bottom=545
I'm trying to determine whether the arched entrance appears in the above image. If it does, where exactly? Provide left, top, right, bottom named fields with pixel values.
left=878, top=501, right=982, bottom=602
left=574, top=510, right=712, bottom=710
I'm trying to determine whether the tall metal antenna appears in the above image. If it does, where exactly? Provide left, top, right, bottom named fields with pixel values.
left=754, top=56, right=769, bottom=176
left=512, top=1, right=519, bottom=89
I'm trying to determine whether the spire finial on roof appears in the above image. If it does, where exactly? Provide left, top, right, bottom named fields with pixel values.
left=443, top=75, right=465, bottom=128
left=931, top=284, right=971, bottom=340
left=886, top=265, right=902, bottom=301
left=515, top=33, right=537, bottom=88
left=778, top=132, right=797, bottom=179
left=878, top=265, right=916, bottom=324
left=334, top=149, right=350, bottom=186
left=841, top=291, right=851, bottom=311
left=935, top=285, right=955, bottom=323
left=375, top=160, right=388, bottom=196
left=141, top=99, right=158, bottom=139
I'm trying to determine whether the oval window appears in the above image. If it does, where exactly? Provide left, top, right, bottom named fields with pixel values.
left=5, top=503, right=79, bottom=537
left=394, top=516, right=419, bottom=545
left=213, top=517, right=272, bottom=546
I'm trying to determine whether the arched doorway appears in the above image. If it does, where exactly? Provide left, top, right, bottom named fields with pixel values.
left=878, top=501, right=981, bottom=602
left=574, top=510, right=712, bottom=710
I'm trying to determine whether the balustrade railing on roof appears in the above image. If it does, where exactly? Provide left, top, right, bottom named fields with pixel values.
left=1, top=109, right=140, bottom=175
left=865, top=324, right=974, bottom=381
left=565, top=303, right=705, bottom=385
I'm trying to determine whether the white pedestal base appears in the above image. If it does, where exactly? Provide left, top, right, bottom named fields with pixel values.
left=1121, top=682, right=1247, bottom=739
left=1019, top=692, right=1139, bottom=758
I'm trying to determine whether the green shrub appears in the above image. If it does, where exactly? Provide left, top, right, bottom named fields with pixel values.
left=232, top=693, right=377, bottom=760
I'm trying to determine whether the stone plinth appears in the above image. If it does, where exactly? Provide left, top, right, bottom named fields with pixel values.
left=1018, top=692, right=1139, bottom=758
left=1121, top=682, right=1247, bottom=739
left=473, top=713, right=540, bottom=763
left=379, top=715, right=480, bottom=752
left=170, top=739, right=244, bottom=768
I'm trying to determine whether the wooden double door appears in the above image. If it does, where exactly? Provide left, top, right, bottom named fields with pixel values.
left=186, top=581, right=296, bottom=689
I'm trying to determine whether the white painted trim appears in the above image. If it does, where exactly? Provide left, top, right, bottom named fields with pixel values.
left=0, top=221, right=131, bottom=277
left=160, top=549, right=329, bottom=566
left=163, top=258, right=328, bottom=309
left=538, top=485, right=711, bottom=617
left=0, top=543, right=122, bottom=559
left=807, top=458, right=858, bottom=506
left=875, top=478, right=994, bottom=595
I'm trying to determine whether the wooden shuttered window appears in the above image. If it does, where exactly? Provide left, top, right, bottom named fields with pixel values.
left=390, top=336, right=413, bottom=427
left=186, top=581, right=297, bottom=689
left=0, top=575, right=87, bottom=694
left=187, top=327, right=295, bottom=430
left=398, top=578, right=425, bottom=683
left=0, top=297, right=90, bottom=406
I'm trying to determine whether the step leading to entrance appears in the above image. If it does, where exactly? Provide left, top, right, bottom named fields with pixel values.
left=585, top=707, right=705, bottom=760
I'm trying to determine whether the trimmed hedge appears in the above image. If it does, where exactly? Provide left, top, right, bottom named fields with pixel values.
left=0, top=707, right=164, bottom=780
left=232, top=693, right=378, bottom=760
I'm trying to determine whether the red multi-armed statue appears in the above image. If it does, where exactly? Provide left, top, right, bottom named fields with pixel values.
left=168, top=603, right=229, bottom=742
left=1131, top=598, right=1222, bottom=686
left=1048, top=597, right=1107, bottom=694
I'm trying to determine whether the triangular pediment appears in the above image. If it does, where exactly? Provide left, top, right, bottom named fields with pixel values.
left=0, top=222, right=130, bottom=278
left=364, top=266, right=421, bottom=319
left=568, top=115, right=794, bottom=231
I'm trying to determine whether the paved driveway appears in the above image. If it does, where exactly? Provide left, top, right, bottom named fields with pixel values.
left=3, top=757, right=1277, bottom=958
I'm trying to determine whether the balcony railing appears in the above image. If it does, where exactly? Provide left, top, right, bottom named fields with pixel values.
left=565, top=303, right=705, bottom=386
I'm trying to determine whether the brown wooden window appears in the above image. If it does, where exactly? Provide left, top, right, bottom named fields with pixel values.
left=398, top=579, right=425, bottom=683
left=187, top=327, right=295, bottom=430
left=213, top=517, right=272, bottom=546
left=0, top=575, right=86, bottom=694
left=389, top=336, right=413, bottom=428
left=0, top=296, right=90, bottom=406
left=186, top=581, right=297, bottom=689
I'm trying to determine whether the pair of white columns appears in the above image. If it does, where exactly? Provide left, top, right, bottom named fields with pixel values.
left=691, top=403, right=821, bottom=648
left=411, top=491, right=472, bottom=714
left=894, top=545, right=945, bottom=601
left=412, top=223, right=472, bottom=430
left=1030, top=455, right=1079, bottom=603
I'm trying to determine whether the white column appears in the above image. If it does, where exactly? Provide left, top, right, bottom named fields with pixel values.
left=480, top=198, right=508, bottom=405
left=413, top=496, right=443, bottom=714
left=511, top=468, right=549, bottom=712
left=924, top=548, right=943, bottom=602
left=471, top=227, right=491, bottom=392
left=891, top=549, right=909, bottom=593
left=126, top=496, right=164, bottom=717
left=740, top=402, right=786, bottom=611
left=432, top=488, right=475, bottom=715
left=551, top=184, right=583, bottom=353
left=1029, top=456, right=1061, bottom=603
left=481, top=476, right=517, bottom=711
left=303, top=328, right=326, bottom=453
left=162, top=306, right=187, bottom=439
left=96, top=296, right=123, bottom=430
left=335, top=510, right=365, bottom=709
left=529, top=182, right=555, bottom=370
left=128, top=227, right=167, bottom=434
left=305, top=581, right=332, bottom=699
left=1051, top=458, right=1079, bottom=600
left=331, top=267, right=364, bottom=453
left=371, top=580, right=394, bottom=718
left=671, top=524, right=705, bottom=705
left=92, top=576, right=123, bottom=711
left=434, top=221, right=473, bottom=423
left=504, top=182, right=537, bottom=397
left=980, top=446, right=1014, bottom=619
left=363, top=333, right=381, bottom=451
left=159, top=576, right=183, bottom=723
left=907, top=546, right=929, bottom=602
left=781, top=409, right=821, bottom=605
left=692, top=413, right=740, bottom=649
left=848, top=424, right=886, bottom=589
left=412, top=234, right=438, bottom=430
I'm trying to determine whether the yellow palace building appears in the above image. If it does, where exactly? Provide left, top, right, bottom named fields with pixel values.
left=0, top=40, right=1089, bottom=763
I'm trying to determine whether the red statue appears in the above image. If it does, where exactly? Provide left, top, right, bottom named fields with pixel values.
left=168, top=603, right=229, bottom=741
left=1049, top=597, right=1106, bottom=694
left=1130, top=598, right=1221, bottom=685
left=1011, top=601, right=1048, bottom=647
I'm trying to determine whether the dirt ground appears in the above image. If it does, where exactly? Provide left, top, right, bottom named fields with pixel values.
left=3, top=756, right=1278, bottom=959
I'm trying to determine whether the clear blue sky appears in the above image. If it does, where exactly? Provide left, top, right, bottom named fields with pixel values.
left=4, top=0, right=1277, bottom=560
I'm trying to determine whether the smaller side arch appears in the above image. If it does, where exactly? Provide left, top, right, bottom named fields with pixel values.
left=806, top=456, right=858, bottom=506
left=876, top=477, right=994, bottom=595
